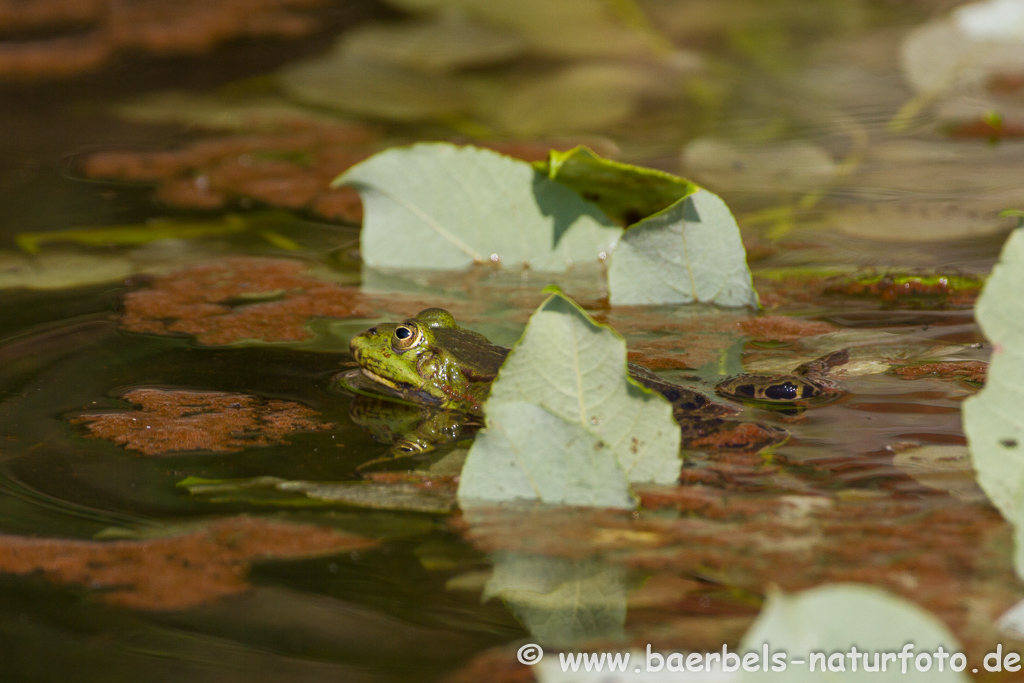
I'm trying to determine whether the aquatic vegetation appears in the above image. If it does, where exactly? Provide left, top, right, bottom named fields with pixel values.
left=0, top=0, right=336, bottom=79
left=71, top=388, right=334, bottom=455
left=119, top=257, right=376, bottom=345
left=823, top=271, right=985, bottom=308
left=890, top=361, right=988, bottom=383
left=0, top=517, right=374, bottom=609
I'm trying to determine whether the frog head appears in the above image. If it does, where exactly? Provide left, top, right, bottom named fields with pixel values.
left=348, top=308, right=508, bottom=414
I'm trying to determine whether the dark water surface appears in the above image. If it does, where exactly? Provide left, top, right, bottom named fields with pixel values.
left=0, top=0, right=1022, bottom=680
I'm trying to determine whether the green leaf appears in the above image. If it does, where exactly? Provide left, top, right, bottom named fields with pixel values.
left=335, top=143, right=621, bottom=272
left=608, top=188, right=758, bottom=307
left=739, top=584, right=969, bottom=682
left=0, top=252, right=135, bottom=290
left=482, top=552, right=628, bottom=647
left=964, top=227, right=1024, bottom=576
left=457, top=291, right=680, bottom=508
left=539, top=146, right=756, bottom=307
left=538, top=145, right=696, bottom=224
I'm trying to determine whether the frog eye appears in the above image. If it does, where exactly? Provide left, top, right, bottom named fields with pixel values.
left=392, top=324, right=421, bottom=351
left=763, top=381, right=799, bottom=401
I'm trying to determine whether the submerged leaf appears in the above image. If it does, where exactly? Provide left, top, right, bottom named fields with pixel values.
left=458, top=291, right=679, bottom=508
left=0, top=252, right=135, bottom=290
left=335, top=143, right=621, bottom=271
left=739, top=584, right=969, bottom=682
left=279, top=49, right=470, bottom=121
left=473, top=63, right=668, bottom=136
left=964, top=227, right=1024, bottom=576
left=341, top=15, right=524, bottom=73
left=681, top=138, right=838, bottom=194
left=16, top=215, right=248, bottom=255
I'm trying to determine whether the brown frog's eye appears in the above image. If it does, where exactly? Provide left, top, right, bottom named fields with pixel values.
left=392, top=324, right=421, bottom=351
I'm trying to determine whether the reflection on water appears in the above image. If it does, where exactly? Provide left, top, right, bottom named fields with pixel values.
left=0, top=0, right=1023, bottom=680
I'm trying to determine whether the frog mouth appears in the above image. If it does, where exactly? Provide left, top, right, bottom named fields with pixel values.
left=359, top=367, right=402, bottom=391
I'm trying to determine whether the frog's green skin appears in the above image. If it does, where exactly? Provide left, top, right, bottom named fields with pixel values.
left=349, top=308, right=507, bottom=417
left=346, top=308, right=847, bottom=454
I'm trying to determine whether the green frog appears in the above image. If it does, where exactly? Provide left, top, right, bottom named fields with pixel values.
left=341, top=308, right=847, bottom=456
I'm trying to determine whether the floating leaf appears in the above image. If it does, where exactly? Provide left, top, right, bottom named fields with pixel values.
left=0, top=252, right=135, bottom=290
left=483, top=553, right=628, bottom=647
left=457, top=402, right=636, bottom=509
left=902, top=0, right=1024, bottom=95
left=473, top=63, right=669, bottom=136
left=113, top=91, right=344, bottom=130
left=279, top=49, right=470, bottom=121
left=739, top=584, right=969, bottom=682
left=538, top=145, right=695, bottom=224
left=681, top=138, right=838, bottom=194
left=964, top=227, right=1024, bottom=576
left=540, top=146, right=756, bottom=307
left=335, top=143, right=621, bottom=271
left=341, top=15, right=524, bottom=73
left=458, top=291, right=679, bottom=508
left=608, top=189, right=757, bottom=307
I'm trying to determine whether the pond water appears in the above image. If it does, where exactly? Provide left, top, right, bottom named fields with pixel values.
left=0, top=0, right=1022, bottom=681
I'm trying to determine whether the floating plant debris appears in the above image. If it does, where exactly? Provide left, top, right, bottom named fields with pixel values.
left=71, top=388, right=334, bottom=455
left=0, top=516, right=374, bottom=609
left=119, top=257, right=376, bottom=345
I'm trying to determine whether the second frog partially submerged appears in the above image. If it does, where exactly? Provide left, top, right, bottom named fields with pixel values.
left=341, top=307, right=848, bottom=456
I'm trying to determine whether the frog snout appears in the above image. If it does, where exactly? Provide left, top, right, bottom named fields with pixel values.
left=349, top=335, right=364, bottom=361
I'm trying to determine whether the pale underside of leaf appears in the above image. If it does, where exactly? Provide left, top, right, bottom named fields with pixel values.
left=337, top=143, right=621, bottom=272
left=739, top=584, right=969, bottom=682
left=456, top=401, right=636, bottom=509
left=485, top=295, right=681, bottom=484
left=964, top=228, right=1024, bottom=577
left=608, top=188, right=757, bottom=307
